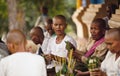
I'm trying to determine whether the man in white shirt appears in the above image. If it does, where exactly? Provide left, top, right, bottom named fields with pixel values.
left=0, top=29, right=47, bottom=76
left=30, top=26, right=49, bottom=55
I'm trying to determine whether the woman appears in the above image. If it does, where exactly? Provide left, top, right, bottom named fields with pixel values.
left=73, top=18, right=108, bottom=76
left=91, top=28, right=120, bottom=76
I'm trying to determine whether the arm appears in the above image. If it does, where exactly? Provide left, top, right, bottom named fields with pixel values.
left=75, top=69, right=90, bottom=76
left=44, top=54, right=66, bottom=65
left=73, top=50, right=85, bottom=61
left=35, top=16, right=41, bottom=26
left=90, top=68, right=107, bottom=76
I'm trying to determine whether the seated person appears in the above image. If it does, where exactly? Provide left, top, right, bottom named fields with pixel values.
left=73, top=18, right=108, bottom=76
left=45, top=15, right=77, bottom=74
left=30, top=27, right=54, bottom=76
left=30, top=26, right=50, bottom=55
left=90, top=28, right=120, bottom=76
left=0, top=29, right=47, bottom=76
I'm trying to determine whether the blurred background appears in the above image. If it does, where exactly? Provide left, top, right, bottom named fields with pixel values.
left=0, top=0, right=120, bottom=49
left=0, top=0, right=76, bottom=39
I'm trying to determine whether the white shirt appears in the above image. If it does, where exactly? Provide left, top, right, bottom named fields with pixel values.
left=0, top=52, right=47, bottom=76
left=36, top=37, right=51, bottom=55
left=35, top=15, right=49, bottom=32
left=101, top=51, right=120, bottom=76
left=47, top=35, right=77, bottom=57
left=47, top=35, right=77, bottom=72
left=43, top=31, right=56, bottom=54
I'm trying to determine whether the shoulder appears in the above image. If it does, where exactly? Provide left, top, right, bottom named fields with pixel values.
left=0, top=52, right=45, bottom=63
left=49, top=35, right=56, bottom=41
left=31, top=53, right=44, bottom=60
left=105, top=51, right=114, bottom=59
left=64, top=35, right=77, bottom=47
left=96, top=41, right=107, bottom=51
left=0, top=54, right=11, bottom=64
left=65, top=35, right=76, bottom=41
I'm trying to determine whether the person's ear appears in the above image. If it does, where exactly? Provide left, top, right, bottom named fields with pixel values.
left=64, top=23, right=67, bottom=29
left=7, top=43, right=15, bottom=53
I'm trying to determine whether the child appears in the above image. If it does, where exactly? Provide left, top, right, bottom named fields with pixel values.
left=44, top=18, right=55, bottom=37
left=46, top=15, right=77, bottom=74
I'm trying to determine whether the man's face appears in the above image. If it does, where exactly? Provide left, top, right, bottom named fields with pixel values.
left=105, top=37, right=120, bottom=53
left=52, top=18, right=66, bottom=36
left=30, top=30, right=43, bottom=45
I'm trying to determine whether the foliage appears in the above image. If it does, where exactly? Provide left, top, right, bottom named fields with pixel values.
left=0, top=0, right=76, bottom=37
left=0, top=0, right=8, bottom=37
left=56, top=42, right=76, bottom=76
left=86, top=56, right=100, bottom=71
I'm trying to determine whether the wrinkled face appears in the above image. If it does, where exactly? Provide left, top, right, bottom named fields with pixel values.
left=105, top=37, right=120, bottom=53
left=30, top=30, right=43, bottom=45
left=90, top=23, right=104, bottom=40
left=52, top=18, right=66, bottom=35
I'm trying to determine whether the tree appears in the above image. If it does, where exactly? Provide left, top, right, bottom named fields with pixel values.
left=7, top=0, right=18, bottom=30
left=0, top=0, right=76, bottom=38
left=0, top=0, right=8, bottom=37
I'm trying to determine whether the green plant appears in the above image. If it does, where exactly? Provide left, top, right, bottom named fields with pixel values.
left=86, top=56, right=100, bottom=72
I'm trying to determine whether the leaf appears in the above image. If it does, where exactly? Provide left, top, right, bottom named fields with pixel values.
left=61, top=63, right=68, bottom=74
left=65, top=41, right=75, bottom=52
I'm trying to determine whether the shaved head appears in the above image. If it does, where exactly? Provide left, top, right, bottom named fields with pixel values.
left=30, top=27, right=44, bottom=45
left=7, top=29, right=26, bottom=46
left=105, top=28, right=120, bottom=41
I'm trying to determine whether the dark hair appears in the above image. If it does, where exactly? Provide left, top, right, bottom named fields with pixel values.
left=41, top=6, right=48, bottom=14
left=92, top=18, right=106, bottom=30
left=47, top=18, right=53, bottom=24
left=33, top=26, right=43, bottom=34
left=53, top=15, right=66, bottom=23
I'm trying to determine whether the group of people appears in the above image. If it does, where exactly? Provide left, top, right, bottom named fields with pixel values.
left=0, top=5, right=120, bottom=76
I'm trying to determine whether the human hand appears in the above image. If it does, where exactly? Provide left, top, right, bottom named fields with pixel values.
left=73, top=50, right=83, bottom=61
left=90, top=68, right=102, bottom=76
left=75, top=69, right=89, bottom=76
left=44, top=54, right=52, bottom=62
left=81, top=56, right=88, bottom=63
